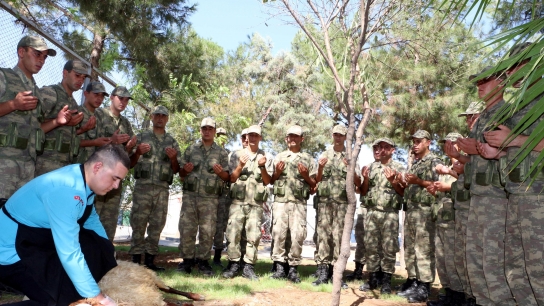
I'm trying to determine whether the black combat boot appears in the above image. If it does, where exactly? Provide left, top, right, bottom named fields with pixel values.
left=241, top=262, right=259, bottom=281
left=376, top=266, right=384, bottom=286
left=287, top=266, right=301, bottom=283
left=144, top=253, right=165, bottom=271
left=213, top=248, right=223, bottom=268
left=177, top=258, right=194, bottom=274
left=345, top=262, right=364, bottom=281
left=131, top=254, right=141, bottom=264
left=311, top=264, right=329, bottom=286
left=397, top=278, right=418, bottom=296
left=359, top=272, right=378, bottom=291
left=310, top=265, right=320, bottom=278
left=454, top=290, right=467, bottom=305
left=462, top=297, right=476, bottom=306
left=408, top=282, right=430, bottom=303
left=327, top=264, right=348, bottom=289
left=380, top=272, right=392, bottom=294
left=270, top=261, right=287, bottom=279
left=222, top=261, right=240, bottom=278
left=197, top=259, right=214, bottom=276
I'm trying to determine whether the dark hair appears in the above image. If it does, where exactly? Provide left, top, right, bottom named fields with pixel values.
left=85, top=144, right=130, bottom=170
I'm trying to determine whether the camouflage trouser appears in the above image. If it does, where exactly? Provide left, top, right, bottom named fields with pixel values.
left=466, top=195, right=515, bottom=306
left=510, top=194, right=543, bottom=305
left=270, top=203, right=291, bottom=258
left=454, top=207, right=473, bottom=298
left=315, top=200, right=347, bottom=265
left=364, top=209, right=398, bottom=274
left=225, top=203, right=263, bottom=264
left=271, top=202, right=307, bottom=266
left=313, top=202, right=319, bottom=260
left=404, top=205, right=435, bottom=283
left=128, top=184, right=169, bottom=255
left=0, top=159, right=35, bottom=199
left=353, top=206, right=367, bottom=265
left=95, top=184, right=123, bottom=241
left=213, top=195, right=231, bottom=249
left=436, top=222, right=463, bottom=292
left=178, top=193, right=218, bottom=260
left=35, top=156, right=68, bottom=176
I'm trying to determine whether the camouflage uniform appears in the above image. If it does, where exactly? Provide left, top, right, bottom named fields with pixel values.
left=75, top=105, right=96, bottom=164
left=353, top=204, right=367, bottom=265
left=271, top=150, right=317, bottom=266
left=434, top=172, right=463, bottom=293
left=364, top=160, right=405, bottom=274
left=178, top=141, right=229, bottom=260
left=214, top=178, right=231, bottom=250
left=35, top=84, right=80, bottom=175
left=0, top=66, right=44, bottom=198
left=404, top=152, right=442, bottom=283
left=129, top=130, right=181, bottom=255
left=226, top=148, right=273, bottom=264
left=452, top=173, right=474, bottom=299
left=501, top=97, right=543, bottom=305
left=94, top=107, right=134, bottom=241
left=314, top=147, right=351, bottom=265
left=465, top=100, right=515, bottom=306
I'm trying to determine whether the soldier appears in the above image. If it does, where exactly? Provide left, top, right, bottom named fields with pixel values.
left=213, top=127, right=230, bottom=267
left=426, top=132, right=464, bottom=306
left=480, top=44, right=540, bottom=305
left=128, top=106, right=181, bottom=271
left=0, top=35, right=61, bottom=198
left=312, top=124, right=357, bottom=286
left=451, top=66, right=516, bottom=306
left=397, top=130, right=443, bottom=303
left=269, top=125, right=317, bottom=283
left=359, top=138, right=405, bottom=294
left=94, top=86, right=137, bottom=241
left=444, top=102, right=482, bottom=306
left=75, top=81, right=111, bottom=163
left=36, top=60, right=95, bottom=175
left=177, top=117, right=229, bottom=276
left=222, top=125, right=273, bottom=280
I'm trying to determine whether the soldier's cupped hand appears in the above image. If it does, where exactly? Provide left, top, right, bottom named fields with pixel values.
left=361, top=166, right=370, bottom=178
left=111, top=129, right=130, bottom=145
left=432, top=181, right=450, bottom=192
left=95, top=137, right=112, bottom=147
left=165, top=147, right=177, bottom=159
left=183, top=162, right=194, bottom=173
left=55, top=105, right=72, bottom=126
left=258, top=156, right=267, bottom=166
left=435, top=164, right=450, bottom=175
left=318, top=157, right=328, bottom=168
left=425, top=183, right=437, bottom=195
left=297, top=162, right=309, bottom=177
left=452, top=161, right=464, bottom=174
left=483, top=125, right=511, bottom=148
left=66, top=110, right=84, bottom=126
left=456, top=137, right=479, bottom=155
left=79, top=116, right=96, bottom=132
left=444, top=140, right=461, bottom=159
left=13, top=91, right=38, bottom=111
left=126, top=136, right=137, bottom=150
left=383, top=167, right=396, bottom=182
left=239, top=154, right=250, bottom=167
left=275, top=161, right=286, bottom=173
left=212, top=164, right=224, bottom=174
left=476, top=141, right=503, bottom=159
left=405, top=173, right=420, bottom=185
left=136, top=143, right=151, bottom=155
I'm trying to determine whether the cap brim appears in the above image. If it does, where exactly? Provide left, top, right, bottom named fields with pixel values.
left=47, top=49, right=57, bottom=57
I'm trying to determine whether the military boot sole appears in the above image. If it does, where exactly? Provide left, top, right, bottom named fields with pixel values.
left=146, top=265, right=165, bottom=272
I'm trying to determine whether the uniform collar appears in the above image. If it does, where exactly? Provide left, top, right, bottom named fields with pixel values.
left=12, top=66, right=37, bottom=89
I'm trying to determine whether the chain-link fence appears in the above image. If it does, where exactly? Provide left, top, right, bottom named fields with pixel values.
left=0, top=7, right=118, bottom=105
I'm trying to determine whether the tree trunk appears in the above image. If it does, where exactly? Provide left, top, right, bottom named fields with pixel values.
left=90, top=31, right=105, bottom=81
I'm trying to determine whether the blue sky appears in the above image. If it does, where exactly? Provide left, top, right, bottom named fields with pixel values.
left=189, top=0, right=299, bottom=54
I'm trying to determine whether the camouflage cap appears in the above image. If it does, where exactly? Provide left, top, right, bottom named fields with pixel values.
left=216, top=127, right=227, bottom=135
left=286, top=125, right=303, bottom=136
left=332, top=124, right=347, bottom=135
left=372, top=137, right=395, bottom=147
left=201, top=117, right=216, bottom=128
left=411, top=129, right=431, bottom=140
left=241, top=128, right=248, bottom=136
left=440, top=132, right=463, bottom=143
left=469, top=66, right=505, bottom=82
left=152, top=105, right=169, bottom=116
left=111, top=86, right=133, bottom=99
left=17, top=35, right=56, bottom=57
left=64, top=60, right=90, bottom=76
left=458, top=101, right=483, bottom=117
left=247, top=125, right=262, bottom=135
left=85, top=81, right=109, bottom=96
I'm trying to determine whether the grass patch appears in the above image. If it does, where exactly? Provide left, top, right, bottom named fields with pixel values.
left=114, top=245, right=179, bottom=254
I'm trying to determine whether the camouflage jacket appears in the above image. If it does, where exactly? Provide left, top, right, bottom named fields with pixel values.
left=468, top=100, right=507, bottom=198
left=452, top=173, right=470, bottom=210
left=229, top=148, right=273, bottom=206
left=0, top=67, right=44, bottom=161
left=366, top=160, right=405, bottom=211
left=181, top=141, right=229, bottom=198
left=503, top=95, right=544, bottom=194
left=133, top=130, right=181, bottom=188
left=435, top=171, right=457, bottom=224
left=404, top=152, right=442, bottom=209
left=39, top=84, right=80, bottom=164
left=273, top=150, right=317, bottom=204
left=74, top=105, right=96, bottom=163
left=316, top=147, right=350, bottom=203
left=94, top=107, right=134, bottom=150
